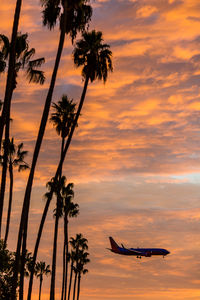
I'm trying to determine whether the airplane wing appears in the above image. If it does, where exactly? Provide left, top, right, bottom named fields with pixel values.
left=128, top=249, right=143, bottom=255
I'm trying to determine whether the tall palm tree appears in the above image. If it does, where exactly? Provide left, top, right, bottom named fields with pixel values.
left=68, top=234, right=88, bottom=300
left=14, top=1, right=92, bottom=298
left=0, top=138, right=29, bottom=244
left=60, top=29, right=113, bottom=182
left=67, top=250, right=75, bottom=300
left=0, top=0, right=23, bottom=150
left=0, top=33, right=45, bottom=238
left=27, top=97, right=76, bottom=300
left=49, top=176, right=75, bottom=300
left=35, top=261, right=51, bottom=300
left=76, top=251, right=89, bottom=300
left=50, top=95, right=77, bottom=300
left=28, top=30, right=112, bottom=300
left=62, top=185, right=79, bottom=300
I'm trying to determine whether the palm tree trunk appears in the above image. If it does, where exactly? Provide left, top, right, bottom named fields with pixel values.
left=64, top=216, right=69, bottom=300
left=76, top=273, right=81, bottom=300
left=67, top=262, right=74, bottom=300
left=0, top=0, right=22, bottom=150
left=61, top=237, right=66, bottom=300
left=39, top=276, right=43, bottom=300
left=11, top=2, right=69, bottom=298
left=0, top=112, right=10, bottom=237
left=72, top=271, right=78, bottom=300
left=27, top=192, right=53, bottom=300
left=50, top=202, right=60, bottom=300
left=4, top=162, right=13, bottom=245
left=19, top=231, right=26, bottom=300
left=27, top=75, right=89, bottom=300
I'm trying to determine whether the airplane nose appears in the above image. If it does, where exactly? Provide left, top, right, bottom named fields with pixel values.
left=166, top=250, right=170, bottom=255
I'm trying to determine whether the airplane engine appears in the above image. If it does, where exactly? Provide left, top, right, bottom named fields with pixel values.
left=145, top=251, right=152, bottom=257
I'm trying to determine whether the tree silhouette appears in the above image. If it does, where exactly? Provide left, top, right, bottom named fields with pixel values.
left=0, top=0, right=23, bottom=151
left=27, top=97, right=76, bottom=300
left=0, top=33, right=45, bottom=238
left=76, top=251, right=89, bottom=300
left=49, top=176, right=75, bottom=300
left=62, top=184, right=79, bottom=300
left=0, top=138, right=29, bottom=244
left=68, top=234, right=88, bottom=300
left=35, top=261, right=51, bottom=300
left=0, top=239, right=15, bottom=300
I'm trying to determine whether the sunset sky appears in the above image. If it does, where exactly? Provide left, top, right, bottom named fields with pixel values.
left=1, top=0, right=200, bottom=299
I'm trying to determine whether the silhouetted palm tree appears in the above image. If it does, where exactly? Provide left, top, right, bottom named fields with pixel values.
left=16, top=2, right=92, bottom=298
left=0, top=33, right=45, bottom=238
left=49, top=176, right=75, bottom=300
left=76, top=251, right=89, bottom=300
left=59, top=29, right=113, bottom=181
left=0, top=138, right=29, bottom=244
left=68, top=234, right=88, bottom=300
left=0, top=0, right=23, bottom=151
left=27, top=97, right=76, bottom=300
left=62, top=184, right=79, bottom=300
left=35, top=261, right=51, bottom=300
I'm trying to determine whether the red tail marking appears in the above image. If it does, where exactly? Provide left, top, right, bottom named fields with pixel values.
left=109, top=237, right=119, bottom=251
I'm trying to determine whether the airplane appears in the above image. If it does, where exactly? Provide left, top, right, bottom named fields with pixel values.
left=107, top=237, right=170, bottom=258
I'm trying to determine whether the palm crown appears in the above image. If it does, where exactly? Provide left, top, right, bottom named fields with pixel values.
left=0, top=138, right=29, bottom=171
left=41, top=0, right=92, bottom=42
left=35, top=261, right=51, bottom=279
left=0, top=33, right=45, bottom=87
left=50, top=95, right=76, bottom=139
left=73, top=30, right=113, bottom=83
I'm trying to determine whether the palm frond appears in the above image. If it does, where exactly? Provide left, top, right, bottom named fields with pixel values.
left=27, top=69, right=45, bottom=85
left=22, top=48, right=36, bottom=67
left=41, top=0, right=61, bottom=29
left=28, top=57, right=45, bottom=68
left=16, top=33, right=28, bottom=59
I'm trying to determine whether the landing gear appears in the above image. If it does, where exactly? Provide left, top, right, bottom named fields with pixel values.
left=137, top=256, right=142, bottom=259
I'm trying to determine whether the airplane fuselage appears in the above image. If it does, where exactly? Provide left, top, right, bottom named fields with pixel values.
left=111, top=246, right=170, bottom=257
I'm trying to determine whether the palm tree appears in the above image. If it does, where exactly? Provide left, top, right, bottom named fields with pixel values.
left=27, top=97, right=76, bottom=300
left=0, top=33, right=45, bottom=238
left=76, top=251, right=89, bottom=300
left=28, top=30, right=112, bottom=300
left=49, top=177, right=64, bottom=300
left=50, top=95, right=77, bottom=300
left=49, top=176, right=75, bottom=300
left=35, top=262, right=51, bottom=300
left=62, top=185, right=79, bottom=300
left=14, top=1, right=92, bottom=298
left=59, top=29, right=113, bottom=183
left=0, top=0, right=23, bottom=150
left=0, top=138, right=29, bottom=244
left=67, top=250, right=75, bottom=300
left=68, top=234, right=88, bottom=300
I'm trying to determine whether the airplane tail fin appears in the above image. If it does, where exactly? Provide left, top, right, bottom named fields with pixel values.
left=109, top=237, right=119, bottom=251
